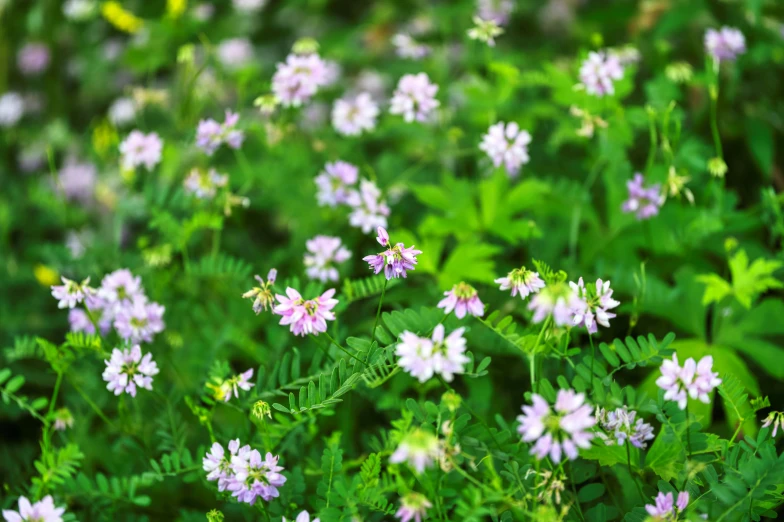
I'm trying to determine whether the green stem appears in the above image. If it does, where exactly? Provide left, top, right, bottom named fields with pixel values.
left=709, top=74, right=723, bottom=159
left=211, top=228, right=221, bottom=259
left=530, top=317, right=550, bottom=394
left=588, top=334, right=596, bottom=387
left=685, top=400, right=693, bottom=458
left=437, top=375, right=503, bottom=452
left=48, top=371, right=64, bottom=417
left=322, top=331, right=366, bottom=366
left=370, top=278, right=389, bottom=344
left=626, top=441, right=645, bottom=501
left=645, top=108, right=657, bottom=175
left=69, top=376, right=116, bottom=429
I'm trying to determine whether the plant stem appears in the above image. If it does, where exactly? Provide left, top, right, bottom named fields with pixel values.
left=530, top=317, right=550, bottom=394
left=370, top=278, right=388, bottom=344
left=626, top=440, right=645, bottom=501
left=588, top=333, right=596, bottom=387
left=685, top=400, right=693, bottom=458
left=48, top=371, right=63, bottom=417
left=437, top=375, right=503, bottom=452
left=322, top=331, right=367, bottom=366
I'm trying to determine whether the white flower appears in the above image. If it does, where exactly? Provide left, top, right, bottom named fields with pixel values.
left=579, top=51, right=624, bottom=97
left=389, top=73, right=440, bottom=123
left=479, top=122, right=531, bottom=177
left=0, top=92, right=24, bottom=128
left=102, top=345, right=159, bottom=397
left=331, top=92, right=379, bottom=136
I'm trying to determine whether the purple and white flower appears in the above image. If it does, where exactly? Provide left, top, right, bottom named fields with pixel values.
left=2, top=495, right=65, bottom=522
left=53, top=408, right=74, bottom=431
left=184, top=168, right=228, bottom=199
left=395, top=492, right=432, bottom=522
left=569, top=278, right=620, bottom=334
left=51, top=277, right=92, bottom=309
left=495, top=267, right=545, bottom=300
left=517, top=389, right=596, bottom=463
left=622, top=173, right=665, bottom=220
left=390, top=429, right=441, bottom=473
left=645, top=491, right=689, bottom=519
left=58, top=160, right=97, bottom=202
left=390, top=73, right=440, bottom=123
left=656, top=354, right=722, bottom=410
left=99, top=269, right=144, bottom=308
left=17, top=43, right=50, bottom=76
left=119, top=130, right=163, bottom=171
left=363, top=227, right=422, bottom=280
left=705, top=27, right=746, bottom=62
left=304, top=235, right=351, bottom=282
left=347, top=180, right=390, bottom=233
left=315, top=161, right=359, bottom=207
left=283, top=512, right=320, bottom=522
left=762, top=411, right=784, bottom=437
left=196, top=110, right=244, bottom=155
left=68, top=295, right=112, bottom=335
left=102, top=345, right=159, bottom=397
left=479, top=122, right=531, bottom=177
left=595, top=406, right=655, bottom=449
left=396, top=325, right=468, bottom=383
left=203, top=439, right=251, bottom=492
left=332, top=92, right=379, bottom=136
left=108, top=97, right=137, bottom=127
left=208, top=369, right=255, bottom=402
left=228, top=450, right=287, bottom=505
left=272, top=53, right=329, bottom=107
left=528, top=282, right=586, bottom=327
left=0, top=92, right=24, bottom=128
left=242, top=270, right=277, bottom=314
left=273, top=288, right=338, bottom=337
left=113, top=298, right=166, bottom=344
left=579, top=51, right=624, bottom=97
left=217, top=38, right=254, bottom=70
left=438, top=282, right=484, bottom=318
left=392, top=33, right=431, bottom=60
left=476, top=0, right=514, bottom=25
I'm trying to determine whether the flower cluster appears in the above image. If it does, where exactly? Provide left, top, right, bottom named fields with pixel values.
left=390, top=429, right=441, bottom=474
left=569, top=278, right=620, bottom=334
left=437, top=282, right=485, bottom=318
left=195, top=110, right=245, bottom=155
left=395, top=492, right=432, bottom=522
left=396, top=324, right=468, bottom=383
left=206, top=368, right=255, bottom=402
left=283, top=512, right=320, bottom=522
left=595, top=406, right=655, bottom=449
left=315, top=160, right=359, bottom=207
left=656, top=354, right=722, bottom=410
left=102, top=344, right=159, bottom=397
left=346, top=179, right=391, bottom=233
left=184, top=168, right=229, bottom=199
left=479, top=121, right=532, bottom=177
left=528, top=281, right=585, bottom=327
left=705, top=27, right=746, bottom=62
left=392, top=33, right=431, bottom=60
left=622, top=173, right=665, bottom=220
left=58, top=160, right=97, bottom=202
left=579, top=51, right=624, bottom=97
left=2, top=495, right=66, bottom=522
left=17, top=43, right=50, bottom=76
left=331, top=92, right=379, bottom=136
left=495, top=267, right=545, bottom=300
left=203, top=440, right=286, bottom=505
left=762, top=411, right=784, bottom=436
left=467, top=16, right=504, bottom=47
left=273, top=288, right=338, bottom=336
left=517, top=389, right=596, bottom=463
left=390, top=73, right=440, bottom=123
left=63, top=269, right=166, bottom=344
left=645, top=491, right=689, bottom=520
left=363, top=227, right=422, bottom=280
left=272, top=53, right=329, bottom=107
left=242, top=269, right=278, bottom=314
left=476, top=0, right=514, bottom=25
left=53, top=408, right=74, bottom=431
left=304, top=235, right=351, bottom=282
left=0, top=92, right=24, bottom=128
left=119, top=130, right=163, bottom=171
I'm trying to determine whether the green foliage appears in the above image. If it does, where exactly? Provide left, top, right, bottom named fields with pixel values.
left=698, top=249, right=783, bottom=308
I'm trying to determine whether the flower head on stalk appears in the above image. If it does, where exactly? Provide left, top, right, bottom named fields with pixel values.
left=569, top=277, right=620, bottom=334
left=207, top=369, right=255, bottom=402
left=595, top=406, right=655, bottom=449
left=203, top=439, right=251, bottom=492
left=395, top=492, right=433, bottom=522
left=645, top=490, right=689, bottom=520
left=656, top=354, right=722, bottom=410
left=528, top=281, right=586, bottom=327
left=51, top=276, right=93, bottom=309
left=242, top=269, right=277, bottom=314
left=438, top=282, right=484, bottom=318
left=479, top=121, right=532, bottom=177
left=331, top=92, right=379, bottom=136
left=113, top=297, right=166, bottom=344
left=314, top=160, right=359, bottom=207
left=762, top=411, right=784, bottom=437
left=184, top=168, right=229, bottom=199
left=304, top=236, right=351, bottom=282
left=52, top=408, right=74, bottom=431
left=495, top=267, right=545, bottom=300
left=196, top=110, right=245, bottom=155
left=389, top=73, right=440, bottom=123
left=622, top=173, right=664, bottom=220
left=363, top=227, right=422, bottom=280
left=273, top=288, right=338, bottom=336
left=395, top=325, right=469, bottom=382
left=517, top=389, right=596, bottom=463
left=467, top=16, right=504, bottom=47
left=579, top=51, right=624, bottom=97
left=102, top=344, right=159, bottom=397
left=390, top=429, right=441, bottom=474
left=705, top=27, right=746, bottom=63
left=227, top=449, right=287, bottom=504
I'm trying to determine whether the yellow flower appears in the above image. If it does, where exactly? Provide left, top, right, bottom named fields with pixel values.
left=166, top=0, right=187, bottom=19
left=92, top=119, right=118, bottom=158
left=101, top=2, right=143, bottom=34
left=34, top=264, right=59, bottom=286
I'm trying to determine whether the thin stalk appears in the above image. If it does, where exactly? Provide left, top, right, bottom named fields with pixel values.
left=626, top=441, right=645, bottom=501
left=685, top=401, right=693, bottom=458
left=48, top=371, right=64, bottom=417
left=370, top=278, right=389, bottom=344
left=322, top=331, right=366, bottom=366
left=530, top=317, right=550, bottom=393
left=69, top=376, right=116, bottom=429
left=437, top=375, right=503, bottom=452
left=588, top=334, right=596, bottom=388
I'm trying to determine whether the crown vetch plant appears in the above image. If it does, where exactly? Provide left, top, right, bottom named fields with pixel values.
left=2, top=1, right=784, bottom=522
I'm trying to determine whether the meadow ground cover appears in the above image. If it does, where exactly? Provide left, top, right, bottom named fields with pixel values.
left=2, top=1, right=784, bottom=521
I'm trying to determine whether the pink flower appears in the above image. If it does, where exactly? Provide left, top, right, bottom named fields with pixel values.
left=2, top=495, right=65, bottom=522
left=217, top=38, right=254, bottom=70
left=656, top=354, right=722, bottom=410
left=705, top=27, right=746, bottom=62
left=314, top=161, right=359, bottom=207
left=228, top=450, right=287, bottom=504
left=569, top=277, right=620, bottom=334
left=495, top=267, right=545, bottom=300
left=113, top=298, right=166, bottom=344
left=389, top=429, right=440, bottom=473
left=346, top=179, right=390, bottom=233
left=395, top=493, right=432, bottom=522
left=196, top=110, right=244, bottom=155
left=395, top=325, right=468, bottom=383
left=272, top=53, right=329, bottom=107
left=102, top=345, right=159, bottom=397
left=517, top=390, right=596, bottom=463
left=17, top=43, right=50, bottom=76
left=645, top=490, right=689, bottom=518
left=622, top=173, right=665, bottom=220
left=528, top=282, right=586, bottom=327
left=273, top=288, right=338, bottom=336
left=331, top=92, right=379, bottom=136
left=579, top=51, right=624, bottom=97
left=363, top=228, right=422, bottom=280
left=390, top=73, right=440, bottom=123
left=304, top=235, right=351, bottom=282
left=51, top=276, right=92, bottom=309
left=438, top=282, right=484, bottom=318
left=391, top=33, right=431, bottom=60
left=119, top=130, right=163, bottom=171
left=479, top=122, right=531, bottom=177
